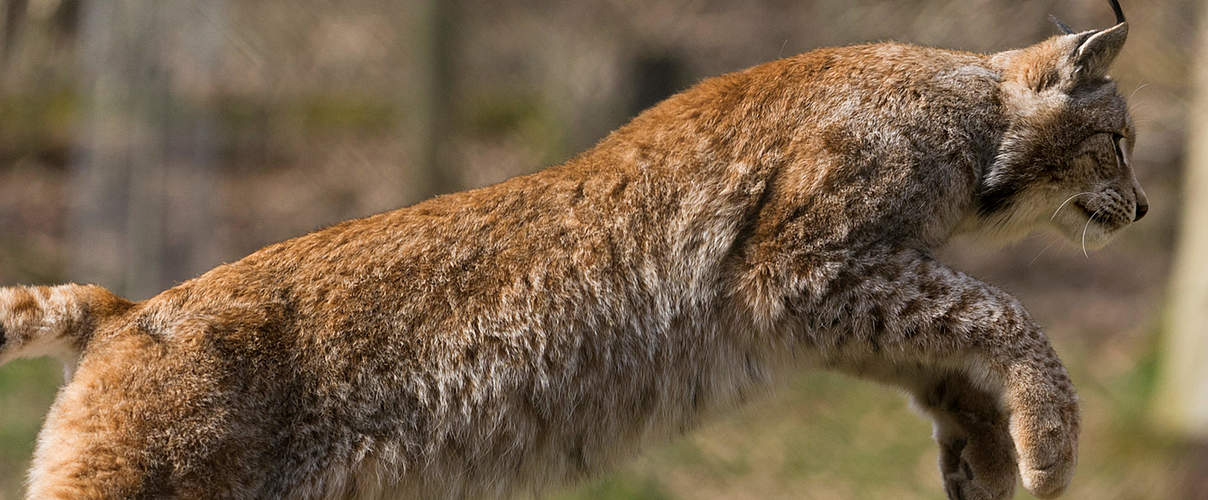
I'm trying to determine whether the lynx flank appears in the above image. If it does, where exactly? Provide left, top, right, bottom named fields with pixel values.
left=0, top=2, right=1144, bottom=499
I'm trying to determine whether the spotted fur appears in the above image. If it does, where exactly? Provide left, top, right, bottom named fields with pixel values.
left=1, top=4, right=1144, bottom=500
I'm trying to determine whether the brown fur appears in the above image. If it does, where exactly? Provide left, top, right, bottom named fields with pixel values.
left=1, top=6, right=1144, bottom=500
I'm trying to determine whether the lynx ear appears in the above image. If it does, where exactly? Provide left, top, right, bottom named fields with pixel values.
left=1072, top=21, right=1128, bottom=81
left=1001, top=1, right=1129, bottom=91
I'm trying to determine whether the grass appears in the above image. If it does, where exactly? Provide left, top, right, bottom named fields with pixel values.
left=0, top=359, right=62, bottom=500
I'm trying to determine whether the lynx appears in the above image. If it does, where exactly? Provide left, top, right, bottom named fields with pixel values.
left=0, top=1, right=1143, bottom=499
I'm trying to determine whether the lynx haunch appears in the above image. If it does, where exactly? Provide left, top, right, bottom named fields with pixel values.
left=0, top=2, right=1144, bottom=499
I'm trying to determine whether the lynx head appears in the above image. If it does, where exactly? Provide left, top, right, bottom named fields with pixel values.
left=976, top=0, right=1146, bottom=250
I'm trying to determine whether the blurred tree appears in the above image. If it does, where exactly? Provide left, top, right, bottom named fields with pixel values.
left=51, top=0, right=81, bottom=41
left=1, top=0, right=26, bottom=64
left=629, top=51, right=687, bottom=119
left=70, top=0, right=223, bottom=299
left=1156, top=1, right=1208, bottom=496
left=414, top=0, right=458, bottom=197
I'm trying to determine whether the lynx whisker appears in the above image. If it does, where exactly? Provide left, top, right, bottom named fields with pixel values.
left=1051, top=192, right=1094, bottom=221
left=1127, top=82, right=1150, bottom=102
left=1029, top=240, right=1058, bottom=266
left=1081, top=208, right=1103, bottom=258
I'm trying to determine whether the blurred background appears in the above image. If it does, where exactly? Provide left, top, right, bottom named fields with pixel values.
left=0, top=0, right=1203, bottom=498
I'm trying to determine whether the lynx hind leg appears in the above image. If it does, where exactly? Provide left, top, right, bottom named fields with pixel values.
left=915, top=371, right=1017, bottom=500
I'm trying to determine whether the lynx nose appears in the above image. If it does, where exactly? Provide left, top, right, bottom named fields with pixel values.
left=1134, top=186, right=1149, bottom=221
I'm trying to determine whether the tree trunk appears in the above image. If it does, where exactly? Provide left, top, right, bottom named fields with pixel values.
left=1156, top=2, right=1208, bottom=497
left=413, top=0, right=457, bottom=198
left=1, top=0, right=27, bottom=64
left=71, top=0, right=222, bottom=299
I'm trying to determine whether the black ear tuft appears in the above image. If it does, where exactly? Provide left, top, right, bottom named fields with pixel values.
left=1048, top=15, right=1076, bottom=35
left=1045, top=1, right=1129, bottom=87
left=1108, top=0, right=1126, bottom=24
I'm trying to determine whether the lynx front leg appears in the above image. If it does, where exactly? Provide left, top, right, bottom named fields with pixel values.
left=783, top=249, right=1079, bottom=499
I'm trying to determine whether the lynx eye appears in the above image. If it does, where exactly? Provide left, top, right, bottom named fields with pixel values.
left=1111, top=133, right=1127, bottom=167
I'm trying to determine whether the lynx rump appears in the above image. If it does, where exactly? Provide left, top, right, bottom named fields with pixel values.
left=0, top=2, right=1144, bottom=499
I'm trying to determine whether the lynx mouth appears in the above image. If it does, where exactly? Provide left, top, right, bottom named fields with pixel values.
left=1074, top=198, right=1131, bottom=231
left=1072, top=196, right=1135, bottom=240
left=1072, top=200, right=1096, bottom=220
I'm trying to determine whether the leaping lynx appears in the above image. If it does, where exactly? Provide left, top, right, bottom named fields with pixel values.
left=0, top=1, right=1144, bottom=499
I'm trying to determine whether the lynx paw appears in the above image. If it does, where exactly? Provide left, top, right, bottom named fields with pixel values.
left=922, top=377, right=1017, bottom=500
left=940, top=438, right=1008, bottom=500
left=1009, top=403, right=1078, bottom=498
left=1004, top=364, right=1079, bottom=499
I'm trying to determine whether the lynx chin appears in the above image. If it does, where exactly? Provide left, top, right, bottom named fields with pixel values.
left=0, top=1, right=1144, bottom=499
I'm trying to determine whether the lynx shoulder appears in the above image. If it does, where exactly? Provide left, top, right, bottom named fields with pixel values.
left=1, top=2, right=1143, bottom=499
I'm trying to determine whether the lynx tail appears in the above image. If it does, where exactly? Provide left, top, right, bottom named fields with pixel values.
left=0, top=284, right=133, bottom=365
